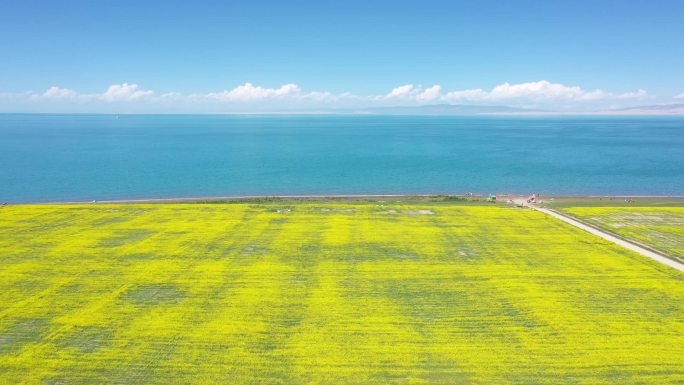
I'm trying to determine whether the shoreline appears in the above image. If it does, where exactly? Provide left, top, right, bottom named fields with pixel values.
left=7, top=193, right=684, bottom=205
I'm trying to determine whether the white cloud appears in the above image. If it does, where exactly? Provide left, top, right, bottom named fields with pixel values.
left=444, top=80, right=592, bottom=102
left=101, top=83, right=154, bottom=101
left=38, top=86, right=78, bottom=99
left=158, top=92, right=184, bottom=101
left=208, top=82, right=300, bottom=101
left=616, top=89, right=647, bottom=99
left=442, top=80, right=647, bottom=106
left=416, top=85, right=442, bottom=101
left=24, top=84, right=154, bottom=103
left=0, top=80, right=660, bottom=112
left=441, top=88, right=488, bottom=101
left=305, top=91, right=334, bottom=102
left=674, top=92, right=684, bottom=99
left=493, top=81, right=590, bottom=99
left=385, top=84, right=414, bottom=98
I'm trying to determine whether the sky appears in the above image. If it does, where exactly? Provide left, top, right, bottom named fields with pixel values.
left=1, top=0, right=683, bottom=113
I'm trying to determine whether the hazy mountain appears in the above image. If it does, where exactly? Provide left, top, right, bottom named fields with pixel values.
left=351, top=104, right=541, bottom=115
left=605, top=103, right=684, bottom=114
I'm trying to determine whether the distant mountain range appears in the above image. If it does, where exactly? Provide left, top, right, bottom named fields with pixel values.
left=347, top=103, right=684, bottom=115
left=353, top=104, right=540, bottom=115
left=604, top=103, right=684, bottom=114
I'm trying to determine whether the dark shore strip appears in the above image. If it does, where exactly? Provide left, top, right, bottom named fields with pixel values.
left=8, top=193, right=684, bottom=205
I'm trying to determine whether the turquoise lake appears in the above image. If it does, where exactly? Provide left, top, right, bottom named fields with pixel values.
left=0, top=114, right=682, bottom=202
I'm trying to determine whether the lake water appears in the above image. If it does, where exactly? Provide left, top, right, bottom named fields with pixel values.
left=0, top=114, right=682, bottom=202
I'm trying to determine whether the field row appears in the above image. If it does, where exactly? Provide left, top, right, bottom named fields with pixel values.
left=0, top=204, right=682, bottom=384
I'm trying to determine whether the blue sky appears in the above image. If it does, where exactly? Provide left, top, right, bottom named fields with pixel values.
left=1, top=0, right=683, bottom=112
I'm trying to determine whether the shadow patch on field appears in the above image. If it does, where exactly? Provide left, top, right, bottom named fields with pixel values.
left=121, top=284, right=186, bottom=307
left=449, top=243, right=481, bottom=259
left=418, top=369, right=472, bottom=385
left=44, top=372, right=108, bottom=385
left=57, top=282, right=91, bottom=300
left=380, top=279, right=469, bottom=320
left=91, top=216, right=133, bottom=227
left=234, top=217, right=292, bottom=259
left=375, top=277, right=543, bottom=336
left=99, top=229, right=156, bottom=247
left=297, top=243, right=321, bottom=254
left=45, top=341, right=178, bottom=385
left=280, top=271, right=314, bottom=329
left=57, top=325, right=113, bottom=353
left=239, top=244, right=270, bottom=256
left=0, top=318, right=50, bottom=355
left=7, top=279, right=50, bottom=297
left=570, top=286, right=683, bottom=317
left=120, top=252, right=158, bottom=261
left=329, top=242, right=420, bottom=262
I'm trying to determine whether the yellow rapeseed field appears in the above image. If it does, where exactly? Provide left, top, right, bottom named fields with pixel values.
left=562, top=207, right=684, bottom=259
left=0, top=203, right=683, bottom=384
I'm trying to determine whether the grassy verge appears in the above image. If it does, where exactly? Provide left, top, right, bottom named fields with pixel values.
left=555, top=206, right=684, bottom=262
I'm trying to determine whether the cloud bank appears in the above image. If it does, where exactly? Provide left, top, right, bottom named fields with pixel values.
left=385, top=84, right=415, bottom=98
left=441, top=81, right=648, bottom=106
left=37, top=86, right=78, bottom=99
left=207, top=82, right=300, bottom=101
left=417, top=85, right=442, bottom=102
left=0, top=80, right=665, bottom=113
left=101, top=83, right=154, bottom=101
